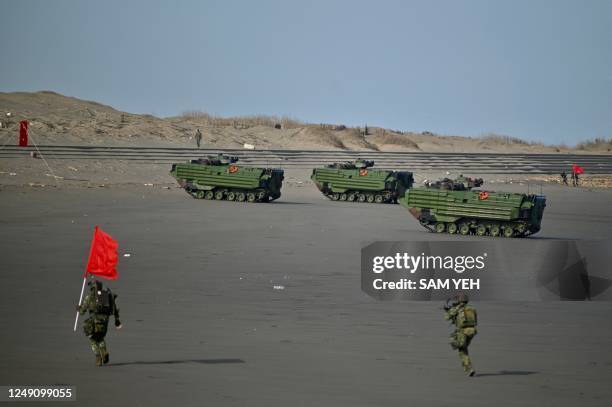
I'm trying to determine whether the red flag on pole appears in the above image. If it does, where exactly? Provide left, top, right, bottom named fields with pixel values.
left=74, top=226, right=119, bottom=330
left=572, top=164, right=585, bottom=174
left=19, top=120, right=28, bottom=147
left=86, top=226, right=119, bottom=280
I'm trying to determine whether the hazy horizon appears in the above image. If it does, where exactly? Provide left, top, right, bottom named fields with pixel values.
left=1, top=0, right=611, bottom=144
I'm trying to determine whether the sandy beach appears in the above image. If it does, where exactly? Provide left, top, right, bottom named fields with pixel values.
left=1, top=181, right=611, bottom=406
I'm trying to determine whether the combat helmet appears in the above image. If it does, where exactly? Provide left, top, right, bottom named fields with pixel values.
left=455, top=293, right=469, bottom=304
left=88, top=279, right=103, bottom=292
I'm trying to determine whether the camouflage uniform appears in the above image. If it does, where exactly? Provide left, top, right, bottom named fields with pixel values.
left=195, top=129, right=202, bottom=148
left=78, top=281, right=121, bottom=366
left=445, top=295, right=477, bottom=376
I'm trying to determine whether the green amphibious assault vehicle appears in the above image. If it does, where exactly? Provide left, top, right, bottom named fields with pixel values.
left=170, top=154, right=284, bottom=202
left=310, top=160, right=414, bottom=203
left=399, top=180, right=546, bottom=237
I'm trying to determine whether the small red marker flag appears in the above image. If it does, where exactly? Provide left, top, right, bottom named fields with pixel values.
left=19, top=120, right=28, bottom=147
left=86, top=226, right=119, bottom=280
left=572, top=164, right=585, bottom=174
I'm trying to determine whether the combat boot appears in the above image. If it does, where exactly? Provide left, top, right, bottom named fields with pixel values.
left=468, top=369, right=475, bottom=377
left=98, top=341, right=109, bottom=365
left=95, top=355, right=102, bottom=367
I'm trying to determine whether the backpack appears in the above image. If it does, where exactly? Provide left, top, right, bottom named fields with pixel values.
left=457, top=305, right=477, bottom=328
left=94, top=288, right=114, bottom=315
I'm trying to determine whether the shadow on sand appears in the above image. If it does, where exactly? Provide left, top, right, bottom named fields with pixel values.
left=110, top=358, right=245, bottom=367
left=528, top=236, right=573, bottom=241
left=476, top=370, right=538, bottom=377
left=270, top=201, right=313, bottom=205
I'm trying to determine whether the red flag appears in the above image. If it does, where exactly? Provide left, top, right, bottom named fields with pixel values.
left=19, top=120, right=28, bottom=147
left=572, top=164, right=585, bottom=174
left=86, top=226, right=119, bottom=280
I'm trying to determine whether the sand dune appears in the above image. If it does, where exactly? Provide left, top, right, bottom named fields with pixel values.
left=2, top=91, right=609, bottom=153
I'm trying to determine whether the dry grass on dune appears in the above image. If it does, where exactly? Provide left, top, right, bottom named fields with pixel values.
left=368, top=131, right=420, bottom=150
left=479, top=133, right=612, bottom=153
left=180, top=111, right=303, bottom=129
left=478, top=133, right=545, bottom=147
left=576, top=137, right=612, bottom=152
left=316, top=131, right=348, bottom=150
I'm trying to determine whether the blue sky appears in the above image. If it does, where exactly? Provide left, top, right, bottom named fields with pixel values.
left=1, top=0, right=611, bottom=144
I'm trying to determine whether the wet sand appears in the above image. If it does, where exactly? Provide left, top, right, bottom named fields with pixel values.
left=1, top=180, right=611, bottom=406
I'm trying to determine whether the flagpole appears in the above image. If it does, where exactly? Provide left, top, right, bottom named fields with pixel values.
left=73, top=276, right=87, bottom=331
left=73, top=226, right=98, bottom=332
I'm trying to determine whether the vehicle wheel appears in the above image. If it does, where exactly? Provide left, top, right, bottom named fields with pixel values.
left=435, top=222, right=446, bottom=233
left=447, top=223, right=458, bottom=234
left=459, top=223, right=470, bottom=235
left=358, top=194, right=366, bottom=203
left=195, top=190, right=205, bottom=199
left=476, top=224, right=487, bottom=236
left=247, top=192, right=256, bottom=203
left=204, top=191, right=214, bottom=200
left=214, top=191, right=224, bottom=200
left=490, top=224, right=501, bottom=237
left=374, top=195, right=384, bottom=203
left=516, top=223, right=526, bottom=234
left=339, top=193, right=347, bottom=201
left=366, top=194, right=375, bottom=203
left=347, top=194, right=356, bottom=202
left=503, top=226, right=514, bottom=238
left=257, top=191, right=267, bottom=201
left=331, top=193, right=340, bottom=201
left=226, top=191, right=236, bottom=201
left=236, top=192, right=246, bottom=202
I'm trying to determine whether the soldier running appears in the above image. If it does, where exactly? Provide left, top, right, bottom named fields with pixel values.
left=444, top=293, right=477, bottom=376
left=77, top=279, right=122, bottom=366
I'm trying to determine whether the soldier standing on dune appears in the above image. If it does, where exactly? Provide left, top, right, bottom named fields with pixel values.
left=195, top=128, right=202, bottom=148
